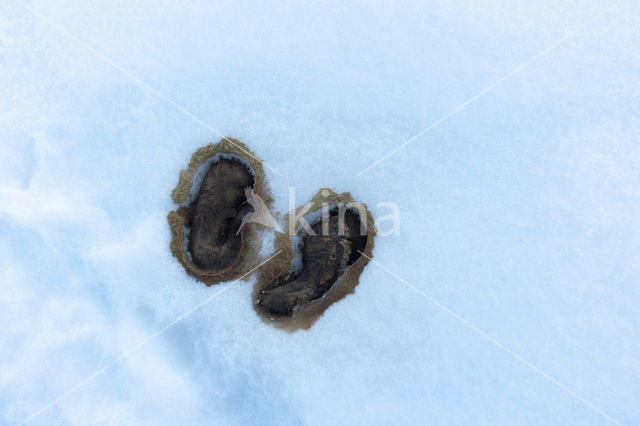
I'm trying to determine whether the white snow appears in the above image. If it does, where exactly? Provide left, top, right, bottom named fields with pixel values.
left=1, top=0, right=639, bottom=425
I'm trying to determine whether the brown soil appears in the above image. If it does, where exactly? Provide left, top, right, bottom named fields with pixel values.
left=167, top=138, right=273, bottom=285
left=188, top=158, right=254, bottom=271
left=168, top=141, right=376, bottom=330
left=254, top=188, right=377, bottom=331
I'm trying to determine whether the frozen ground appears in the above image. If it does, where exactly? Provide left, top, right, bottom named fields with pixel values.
left=1, top=1, right=639, bottom=425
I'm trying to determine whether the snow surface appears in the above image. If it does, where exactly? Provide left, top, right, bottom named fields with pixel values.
left=1, top=0, right=639, bottom=425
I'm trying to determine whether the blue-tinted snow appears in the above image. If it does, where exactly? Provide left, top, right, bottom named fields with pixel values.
left=1, top=1, right=639, bottom=424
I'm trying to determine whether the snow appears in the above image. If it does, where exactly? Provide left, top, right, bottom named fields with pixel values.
left=1, top=0, right=639, bottom=424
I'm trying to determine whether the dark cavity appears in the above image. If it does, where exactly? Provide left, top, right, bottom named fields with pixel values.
left=188, top=158, right=254, bottom=272
left=256, top=208, right=367, bottom=317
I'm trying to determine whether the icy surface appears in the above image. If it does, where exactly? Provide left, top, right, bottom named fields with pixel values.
left=1, top=1, right=639, bottom=425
